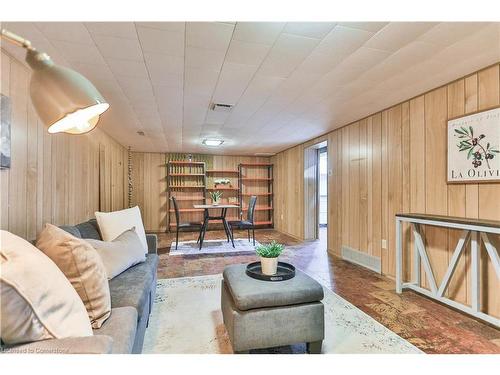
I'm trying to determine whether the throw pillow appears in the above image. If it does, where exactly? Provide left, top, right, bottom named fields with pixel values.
left=95, top=206, right=148, bottom=253
left=86, top=228, right=146, bottom=279
left=0, top=230, right=92, bottom=345
left=36, top=224, right=111, bottom=329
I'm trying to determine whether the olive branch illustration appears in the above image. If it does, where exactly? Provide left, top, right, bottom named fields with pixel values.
left=454, top=126, right=499, bottom=169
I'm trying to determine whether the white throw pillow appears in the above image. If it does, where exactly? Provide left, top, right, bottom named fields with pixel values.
left=86, top=228, right=146, bottom=279
left=0, top=230, right=93, bottom=346
left=95, top=206, right=148, bottom=253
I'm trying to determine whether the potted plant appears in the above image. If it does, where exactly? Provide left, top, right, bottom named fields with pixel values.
left=255, top=241, right=285, bottom=275
left=209, top=191, right=223, bottom=205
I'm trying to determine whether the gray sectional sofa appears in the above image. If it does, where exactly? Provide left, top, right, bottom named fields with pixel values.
left=6, top=219, right=159, bottom=354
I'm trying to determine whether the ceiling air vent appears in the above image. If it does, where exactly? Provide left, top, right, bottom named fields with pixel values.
left=210, top=103, right=233, bottom=112
left=137, top=131, right=145, bottom=136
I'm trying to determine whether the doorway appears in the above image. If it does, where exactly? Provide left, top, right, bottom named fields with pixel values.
left=303, top=140, right=327, bottom=243
left=318, top=147, right=328, bottom=244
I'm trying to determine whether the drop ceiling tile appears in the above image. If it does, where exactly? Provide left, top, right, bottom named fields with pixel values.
left=136, top=26, right=184, bottom=56
left=51, top=40, right=107, bottom=65
left=36, top=22, right=94, bottom=44
left=185, top=47, right=226, bottom=71
left=186, top=22, right=234, bottom=51
left=339, top=46, right=391, bottom=70
left=258, top=34, right=320, bottom=78
left=135, top=22, right=185, bottom=32
left=233, top=22, right=285, bottom=45
left=225, top=40, right=271, bottom=65
left=93, top=34, right=144, bottom=61
left=316, top=25, right=375, bottom=53
left=107, top=58, right=149, bottom=78
left=338, top=22, right=389, bottom=33
left=365, top=22, right=438, bottom=52
left=417, top=22, right=490, bottom=46
left=184, top=67, right=220, bottom=96
left=85, top=22, right=138, bottom=39
left=283, top=22, right=337, bottom=39
left=144, top=52, right=184, bottom=76
left=213, top=62, right=258, bottom=104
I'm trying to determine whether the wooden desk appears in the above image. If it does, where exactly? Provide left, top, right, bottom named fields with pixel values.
left=395, top=213, right=500, bottom=328
left=193, top=204, right=240, bottom=249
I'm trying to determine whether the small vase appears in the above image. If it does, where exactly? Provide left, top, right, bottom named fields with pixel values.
left=212, top=201, right=219, bottom=206
left=260, top=257, right=278, bottom=275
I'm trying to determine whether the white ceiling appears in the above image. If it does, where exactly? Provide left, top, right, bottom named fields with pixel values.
left=1, top=22, right=499, bottom=155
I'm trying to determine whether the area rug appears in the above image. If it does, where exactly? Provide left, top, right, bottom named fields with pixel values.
left=142, top=274, right=422, bottom=354
left=169, top=239, right=261, bottom=256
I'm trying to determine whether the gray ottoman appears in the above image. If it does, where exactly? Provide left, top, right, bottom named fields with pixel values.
left=221, top=264, right=324, bottom=354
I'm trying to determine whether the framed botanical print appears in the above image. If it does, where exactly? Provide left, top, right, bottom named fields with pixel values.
left=448, top=106, right=500, bottom=183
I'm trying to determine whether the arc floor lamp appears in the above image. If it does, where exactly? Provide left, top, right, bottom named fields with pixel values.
left=1, top=28, right=109, bottom=134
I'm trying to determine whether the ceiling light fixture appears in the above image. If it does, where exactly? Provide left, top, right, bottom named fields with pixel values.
left=202, top=139, right=224, bottom=147
left=0, top=28, right=109, bottom=135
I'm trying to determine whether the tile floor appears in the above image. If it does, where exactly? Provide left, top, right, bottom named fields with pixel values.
left=153, top=227, right=500, bottom=354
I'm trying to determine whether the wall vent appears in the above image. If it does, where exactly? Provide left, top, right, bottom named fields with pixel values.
left=137, top=131, right=145, bottom=136
left=341, top=246, right=381, bottom=274
left=210, top=103, right=233, bottom=112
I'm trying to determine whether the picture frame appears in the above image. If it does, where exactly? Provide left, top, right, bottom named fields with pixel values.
left=447, top=106, right=500, bottom=184
left=0, top=94, right=12, bottom=170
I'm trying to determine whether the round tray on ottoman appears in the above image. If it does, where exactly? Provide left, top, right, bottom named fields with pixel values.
left=245, top=261, right=296, bottom=281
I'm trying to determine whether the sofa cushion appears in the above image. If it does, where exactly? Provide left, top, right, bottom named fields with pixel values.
left=76, top=219, right=101, bottom=240
left=86, top=229, right=146, bottom=280
left=36, top=224, right=112, bottom=329
left=95, top=206, right=148, bottom=253
left=94, top=307, right=137, bottom=354
left=0, top=230, right=92, bottom=345
left=109, top=254, right=159, bottom=320
left=222, top=264, right=324, bottom=311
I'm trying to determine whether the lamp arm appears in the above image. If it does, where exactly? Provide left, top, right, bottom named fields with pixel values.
left=1, top=28, right=34, bottom=50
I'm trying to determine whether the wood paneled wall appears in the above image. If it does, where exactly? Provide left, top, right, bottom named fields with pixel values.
left=0, top=50, right=128, bottom=240
left=272, top=63, right=500, bottom=318
left=130, top=152, right=271, bottom=232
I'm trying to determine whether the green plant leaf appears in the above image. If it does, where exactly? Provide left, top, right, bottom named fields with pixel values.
left=469, top=126, right=474, bottom=137
left=491, top=149, right=499, bottom=153
left=255, top=240, right=284, bottom=258
left=467, top=147, right=474, bottom=160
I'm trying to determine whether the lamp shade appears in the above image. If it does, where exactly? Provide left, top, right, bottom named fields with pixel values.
left=25, top=49, right=109, bottom=134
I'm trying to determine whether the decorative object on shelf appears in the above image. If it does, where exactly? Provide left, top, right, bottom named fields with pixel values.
left=448, top=107, right=500, bottom=183
left=209, top=191, right=223, bottom=205
left=255, top=241, right=284, bottom=275
left=0, top=28, right=109, bottom=134
left=214, top=178, right=231, bottom=187
left=1, top=94, right=11, bottom=169
left=245, top=261, right=295, bottom=281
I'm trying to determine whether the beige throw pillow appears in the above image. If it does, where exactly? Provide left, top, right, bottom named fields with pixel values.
left=0, top=230, right=92, bottom=345
left=95, top=206, right=148, bottom=253
left=86, top=228, right=146, bottom=279
left=36, top=224, right=111, bottom=329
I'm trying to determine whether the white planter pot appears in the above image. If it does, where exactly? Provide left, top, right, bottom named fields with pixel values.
left=260, top=257, right=278, bottom=275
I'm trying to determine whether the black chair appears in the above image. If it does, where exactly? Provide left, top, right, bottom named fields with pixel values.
left=171, top=196, right=203, bottom=250
left=230, top=196, right=257, bottom=245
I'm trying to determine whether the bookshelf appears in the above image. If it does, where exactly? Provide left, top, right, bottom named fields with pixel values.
left=238, top=163, right=274, bottom=228
left=167, top=160, right=206, bottom=229
left=165, top=157, right=274, bottom=231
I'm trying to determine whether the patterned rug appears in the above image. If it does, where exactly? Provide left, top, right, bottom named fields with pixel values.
left=169, top=239, right=261, bottom=256
left=143, top=274, right=422, bottom=354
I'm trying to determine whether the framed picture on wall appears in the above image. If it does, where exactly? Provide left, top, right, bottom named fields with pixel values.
left=447, top=106, right=500, bottom=183
left=0, top=94, right=12, bottom=170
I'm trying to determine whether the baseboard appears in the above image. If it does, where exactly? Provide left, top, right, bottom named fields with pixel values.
left=341, top=246, right=381, bottom=274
